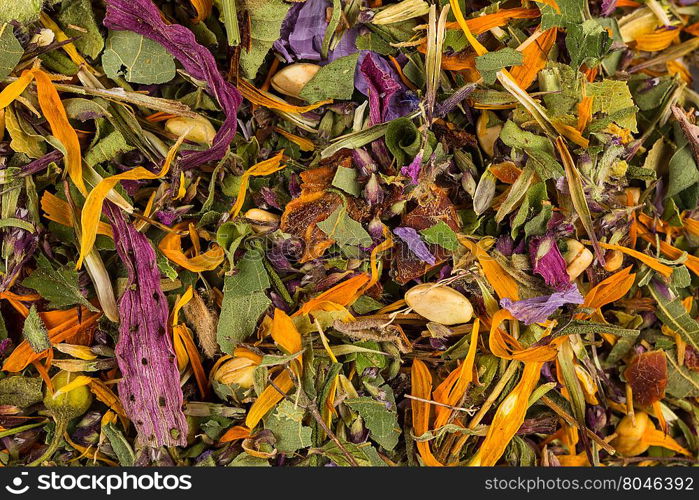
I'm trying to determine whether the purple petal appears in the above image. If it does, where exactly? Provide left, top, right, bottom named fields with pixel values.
left=400, top=151, right=423, bottom=185
left=104, top=0, right=241, bottom=169
left=530, top=235, right=570, bottom=291
left=106, top=202, right=187, bottom=447
left=356, top=52, right=415, bottom=124
left=274, top=0, right=358, bottom=62
left=600, top=0, right=617, bottom=16
left=500, top=284, right=584, bottom=325
left=393, top=227, right=436, bottom=265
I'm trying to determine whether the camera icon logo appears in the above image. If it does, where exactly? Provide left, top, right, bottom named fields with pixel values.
left=5, top=472, right=29, bottom=495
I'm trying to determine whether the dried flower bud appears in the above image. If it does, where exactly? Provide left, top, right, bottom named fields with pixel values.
left=44, top=371, right=93, bottom=421
left=213, top=353, right=259, bottom=389
left=613, top=412, right=652, bottom=456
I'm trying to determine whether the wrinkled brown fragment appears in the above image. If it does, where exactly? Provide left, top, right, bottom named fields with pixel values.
left=624, top=350, right=668, bottom=407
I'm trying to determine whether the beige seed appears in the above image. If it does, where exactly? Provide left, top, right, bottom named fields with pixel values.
left=563, top=239, right=594, bottom=280
left=244, top=208, right=280, bottom=233
left=405, top=284, right=473, bottom=325
left=164, top=115, right=216, bottom=145
left=271, top=63, right=321, bottom=99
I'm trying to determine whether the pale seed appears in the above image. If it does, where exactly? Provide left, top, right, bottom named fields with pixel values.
left=405, top=284, right=473, bottom=325
left=270, top=63, right=321, bottom=99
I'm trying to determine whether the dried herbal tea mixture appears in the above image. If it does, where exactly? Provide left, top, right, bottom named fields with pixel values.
left=0, top=0, right=698, bottom=468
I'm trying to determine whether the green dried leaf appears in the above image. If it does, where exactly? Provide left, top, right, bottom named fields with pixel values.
left=299, top=53, right=359, bottom=103
left=0, top=24, right=23, bottom=81
left=475, top=48, right=523, bottom=85
left=586, top=79, right=638, bottom=132
left=317, top=205, right=372, bottom=257
left=345, top=396, right=400, bottom=451
left=216, top=250, right=271, bottom=353
left=103, top=423, right=136, bottom=466
left=648, top=280, right=699, bottom=351
left=238, top=0, right=291, bottom=79
left=565, top=19, right=612, bottom=69
left=102, top=30, right=176, bottom=84
left=0, top=376, right=43, bottom=407
left=58, top=0, right=104, bottom=59
left=420, top=220, right=459, bottom=251
left=23, top=305, right=50, bottom=353
left=331, top=166, right=361, bottom=197
left=264, top=399, right=313, bottom=453
left=22, top=254, right=98, bottom=311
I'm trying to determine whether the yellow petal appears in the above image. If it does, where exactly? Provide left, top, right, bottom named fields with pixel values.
left=52, top=374, right=93, bottom=398
left=77, top=133, right=186, bottom=268
left=230, top=151, right=286, bottom=216
left=245, top=370, right=294, bottom=428
left=0, top=70, right=34, bottom=109
left=470, top=361, right=542, bottom=466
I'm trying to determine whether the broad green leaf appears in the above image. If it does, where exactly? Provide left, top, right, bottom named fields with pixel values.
left=317, top=205, right=372, bottom=257
left=102, top=30, right=176, bottom=84
left=666, top=123, right=699, bottom=210
left=58, top=0, right=104, bottom=59
left=553, top=320, right=639, bottom=338
left=420, top=220, right=459, bottom=251
left=345, top=396, right=400, bottom=451
left=22, top=254, right=98, bottom=311
left=0, top=24, right=23, bottom=81
left=540, top=0, right=585, bottom=29
left=5, top=106, right=45, bottom=159
left=0, top=376, right=43, bottom=407
left=331, top=166, right=361, bottom=197
left=665, top=353, right=699, bottom=398
left=499, top=121, right=563, bottom=180
left=264, top=400, right=313, bottom=453
left=0, top=1, right=42, bottom=24
left=299, top=53, right=360, bottom=102
left=494, top=166, right=534, bottom=223
left=475, top=48, right=523, bottom=85
left=238, top=0, right=291, bottom=79
left=565, top=19, right=612, bottom=70
left=85, top=130, right=135, bottom=167
left=23, top=305, right=50, bottom=353
left=316, top=439, right=385, bottom=466
left=216, top=250, right=271, bottom=353
left=586, top=79, right=638, bottom=132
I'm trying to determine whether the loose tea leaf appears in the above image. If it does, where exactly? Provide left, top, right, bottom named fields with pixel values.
left=0, top=0, right=697, bottom=469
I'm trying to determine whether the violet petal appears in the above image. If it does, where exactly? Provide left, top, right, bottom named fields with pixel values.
left=500, top=284, right=584, bottom=325
left=106, top=202, right=187, bottom=447
left=393, top=227, right=436, bottom=265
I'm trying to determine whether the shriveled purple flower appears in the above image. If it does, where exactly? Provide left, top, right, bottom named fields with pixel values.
left=20, top=150, right=63, bottom=177
left=496, top=234, right=515, bottom=257
left=274, top=0, right=358, bottom=62
left=600, top=0, right=617, bottom=16
left=435, top=83, right=477, bottom=117
left=356, top=52, right=415, bottom=125
left=155, top=210, right=179, bottom=226
left=393, top=227, right=436, bottom=265
left=105, top=202, right=187, bottom=448
left=363, top=173, right=384, bottom=206
left=401, top=151, right=423, bottom=185
left=104, top=0, right=241, bottom=168
left=529, top=235, right=570, bottom=291
left=500, top=284, right=584, bottom=325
